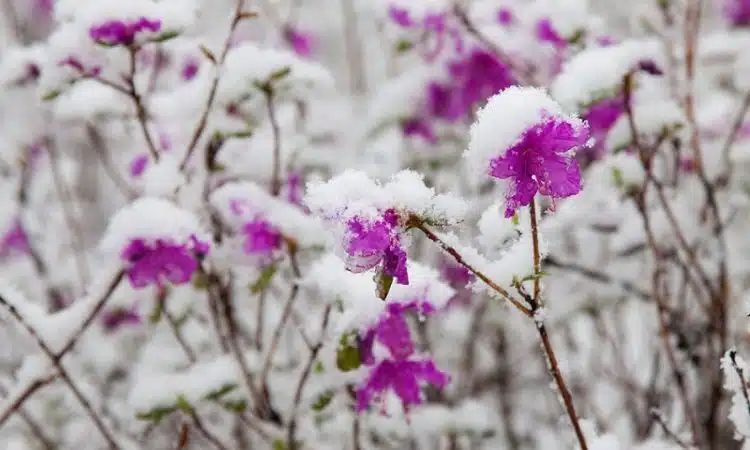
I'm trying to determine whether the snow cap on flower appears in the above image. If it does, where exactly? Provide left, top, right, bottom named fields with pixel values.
left=100, top=197, right=208, bottom=253
left=100, top=197, right=209, bottom=289
left=305, top=170, right=467, bottom=282
left=465, top=86, right=590, bottom=217
left=210, top=181, right=328, bottom=249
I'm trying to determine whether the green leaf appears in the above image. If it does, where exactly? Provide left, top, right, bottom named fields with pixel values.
left=135, top=405, right=177, bottom=422
left=150, top=30, right=180, bottom=43
left=176, top=395, right=194, bottom=413
left=269, top=66, right=291, bottom=82
left=336, top=333, right=361, bottom=372
left=395, top=39, right=413, bottom=53
left=222, top=399, right=247, bottom=412
left=611, top=167, right=625, bottom=188
left=311, top=390, right=334, bottom=411
left=192, top=271, right=209, bottom=289
left=41, top=89, right=62, bottom=101
left=313, top=361, right=325, bottom=374
left=149, top=300, right=163, bottom=324
left=273, top=439, right=287, bottom=450
left=511, top=213, right=520, bottom=226
left=375, top=272, right=394, bottom=301
left=204, top=383, right=237, bottom=401
left=200, top=45, right=217, bottom=64
left=250, top=264, right=278, bottom=294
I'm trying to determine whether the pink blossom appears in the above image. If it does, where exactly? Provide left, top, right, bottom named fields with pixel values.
left=121, top=236, right=208, bottom=289
left=489, top=114, right=589, bottom=217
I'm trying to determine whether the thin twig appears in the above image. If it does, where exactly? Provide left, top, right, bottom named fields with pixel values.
left=411, top=219, right=532, bottom=316
left=0, top=270, right=125, bottom=448
left=179, top=0, right=249, bottom=171
left=286, top=304, right=332, bottom=449
left=125, top=47, right=159, bottom=161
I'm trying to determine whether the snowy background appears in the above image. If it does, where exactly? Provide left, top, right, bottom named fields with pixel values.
left=0, top=0, right=749, bottom=449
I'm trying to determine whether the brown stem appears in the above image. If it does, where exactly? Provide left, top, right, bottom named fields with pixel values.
left=126, top=48, right=159, bottom=161
left=265, top=88, right=283, bottom=196
left=286, top=305, right=332, bottom=449
left=0, top=270, right=125, bottom=448
left=412, top=220, right=532, bottom=316
left=179, top=0, right=249, bottom=171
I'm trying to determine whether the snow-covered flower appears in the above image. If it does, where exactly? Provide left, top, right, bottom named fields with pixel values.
left=356, top=359, right=450, bottom=413
left=121, top=235, right=208, bottom=289
left=241, top=217, right=283, bottom=258
left=89, top=17, right=162, bottom=46
left=355, top=298, right=450, bottom=413
left=344, top=209, right=409, bottom=284
left=466, top=86, right=590, bottom=217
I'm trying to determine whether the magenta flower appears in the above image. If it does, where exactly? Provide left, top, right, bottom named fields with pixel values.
left=241, top=217, right=283, bottom=256
left=130, top=154, right=149, bottom=177
left=387, top=5, right=462, bottom=60
left=121, top=236, right=208, bottom=289
left=356, top=359, right=450, bottom=413
left=725, top=0, right=750, bottom=26
left=359, top=301, right=436, bottom=364
left=283, top=26, right=314, bottom=57
left=0, top=220, right=30, bottom=259
left=389, top=6, right=413, bottom=27
left=581, top=96, right=624, bottom=158
left=447, top=48, right=515, bottom=114
left=58, top=56, right=101, bottom=77
left=345, top=210, right=409, bottom=284
left=536, top=19, right=566, bottom=48
left=355, top=299, right=449, bottom=413
left=489, top=115, right=589, bottom=217
left=89, top=17, right=162, bottom=46
left=401, top=118, right=437, bottom=143
left=286, top=173, right=304, bottom=207
left=497, top=8, right=514, bottom=25
left=181, top=59, right=199, bottom=81
left=403, top=48, right=515, bottom=144
left=102, top=307, right=141, bottom=332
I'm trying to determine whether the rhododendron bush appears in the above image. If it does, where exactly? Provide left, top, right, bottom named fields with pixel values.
left=3, top=0, right=750, bottom=449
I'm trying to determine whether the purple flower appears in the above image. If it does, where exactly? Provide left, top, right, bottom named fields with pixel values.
left=725, top=0, right=750, bottom=26
left=102, top=307, right=141, bottom=332
left=286, top=173, right=305, bottom=207
left=497, top=8, right=514, bottom=25
left=403, top=48, right=515, bottom=143
left=344, top=210, right=408, bottom=284
left=58, top=56, right=101, bottom=77
left=360, top=301, right=436, bottom=364
left=89, top=17, right=162, bottom=46
left=130, top=154, right=149, bottom=177
left=283, top=26, right=314, bottom=57
left=581, top=96, right=624, bottom=158
left=0, top=220, right=30, bottom=259
left=356, top=359, right=450, bottom=413
left=389, top=6, right=414, bottom=27
left=387, top=4, right=461, bottom=60
left=242, top=217, right=283, bottom=256
left=181, top=59, right=199, bottom=81
left=440, top=260, right=474, bottom=288
left=489, top=114, right=589, bottom=217
left=448, top=48, right=515, bottom=114
left=122, top=236, right=208, bottom=289
left=536, top=19, right=567, bottom=48
left=425, top=81, right=465, bottom=122
left=401, top=118, right=437, bottom=143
